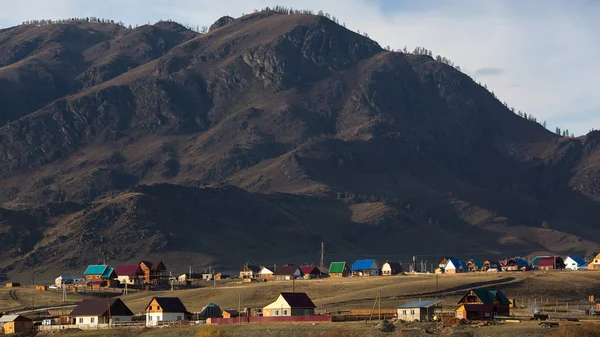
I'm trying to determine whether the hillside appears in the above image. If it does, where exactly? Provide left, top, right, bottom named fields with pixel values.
left=0, top=11, right=599, bottom=280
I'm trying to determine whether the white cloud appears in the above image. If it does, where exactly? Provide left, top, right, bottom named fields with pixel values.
left=0, top=0, right=598, bottom=135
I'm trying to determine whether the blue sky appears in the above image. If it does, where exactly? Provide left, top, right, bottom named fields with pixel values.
left=0, top=0, right=598, bottom=135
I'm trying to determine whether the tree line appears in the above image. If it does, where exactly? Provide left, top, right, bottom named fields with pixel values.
left=20, top=17, right=208, bottom=33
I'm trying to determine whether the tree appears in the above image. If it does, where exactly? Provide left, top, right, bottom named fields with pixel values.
left=542, top=120, right=547, bottom=128
left=317, top=10, right=324, bottom=16
left=555, top=127, right=561, bottom=135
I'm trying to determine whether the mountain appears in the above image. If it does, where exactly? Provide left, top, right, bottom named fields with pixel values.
left=0, top=11, right=599, bottom=280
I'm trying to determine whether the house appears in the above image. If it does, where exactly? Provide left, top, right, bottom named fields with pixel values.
left=201, top=273, right=213, bottom=281
left=396, top=300, right=441, bottom=322
left=177, top=273, right=204, bottom=282
left=273, top=265, right=303, bottom=281
left=139, top=261, right=168, bottom=284
left=466, top=259, right=483, bottom=272
left=536, top=256, right=565, bottom=270
left=214, top=272, right=231, bottom=280
left=504, top=258, right=529, bottom=271
left=115, top=265, right=143, bottom=285
left=300, top=266, right=325, bottom=279
left=263, top=292, right=316, bottom=316
left=329, top=262, right=350, bottom=278
left=259, top=266, right=275, bottom=281
left=456, top=288, right=510, bottom=319
left=222, top=310, right=240, bottom=318
left=145, top=297, right=188, bottom=326
left=565, top=256, right=588, bottom=270
left=438, top=257, right=454, bottom=269
left=589, top=253, right=600, bottom=270
left=84, top=265, right=116, bottom=281
left=350, top=259, right=380, bottom=277
left=444, top=258, right=468, bottom=274
left=239, top=265, right=261, bottom=279
left=69, top=298, right=134, bottom=326
left=0, top=315, right=33, bottom=334
left=199, top=302, right=222, bottom=319
left=55, top=276, right=85, bottom=287
left=5, top=282, right=20, bottom=288
left=381, top=261, right=403, bottom=276
left=482, top=260, right=502, bottom=272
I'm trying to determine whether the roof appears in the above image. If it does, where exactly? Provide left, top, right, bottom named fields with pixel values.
left=397, top=300, right=441, bottom=309
left=260, top=266, right=275, bottom=273
left=140, top=260, right=166, bottom=272
left=102, top=267, right=115, bottom=279
left=317, top=266, right=329, bottom=274
left=0, top=315, right=32, bottom=322
left=199, top=302, right=222, bottom=319
left=537, top=257, right=557, bottom=267
left=351, top=259, right=377, bottom=271
left=273, top=265, right=301, bottom=276
left=280, top=292, right=316, bottom=308
left=329, top=262, right=346, bottom=273
left=383, top=261, right=403, bottom=273
left=115, top=265, right=142, bottom=277
left=56, top=275, right=83, bottom=280
left=84, top=265, right=107, bottom=275
left=567, top=256, right=587, bottom=265
left=507, top=258, right=528, bottom=268
left=147, top=297, right=187, bottom=313
left=300, top=266, right=320, bottom=275
left=462, top=289, right=511, bottom=305
left=468, top=259, right=484, bottom=268
left=446, top=258, right=467, bottom=270
left=223, top=309, right=240, bottom=315
left=69, top=298, right=133, bottom=317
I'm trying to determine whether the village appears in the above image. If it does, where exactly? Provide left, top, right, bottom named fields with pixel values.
left=0, top=253, right=599, bottom=335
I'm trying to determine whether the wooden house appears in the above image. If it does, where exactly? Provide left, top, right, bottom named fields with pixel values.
left=565, top=256, right=588, bottom=270
left=0, top=315, right=32, bottom=334
left=84, top=265, right=116, bottom=281
left=396, top=300, right=440, bottom=322
left=350, top=259, right=380, bottom=276
left=145, top=297, right=188, bottom=326
left=222, top=310, right=240, bottom=318
left=444, top=258, right=467, bottom=273
left=5, top=282, right=20, bottom=288
left=466, top=259, right=483, bottom=272
left=139, top=261, right=168, bottom=284
left=456, top=289, right=510, bottom=319
left=381, top=261, right=403, bottom=276
left=69, top=298, right=134, bottom=326
left=115, top=265, right=143, bottom=285
left=300, top=266, right=326, bottom=279
left=481, top=260, right=502, bottom=272
left=588, top=253, right=600, bottom=270
left=239, top=265, right=261, bottom=279
left=438, top=257, right=454, bottom=269
left=536, top=257, right=565, bottom=270
left=177, top=273, right=203, bottom=282
left=328, top=262, right=350, bottom=278
left=263, top=292, right=316, bottom=316
left=259, top=266, right=275, bottom=281
left=273, top=265, right=303, bottom=281
left=504, top=258, right=529, bottom=271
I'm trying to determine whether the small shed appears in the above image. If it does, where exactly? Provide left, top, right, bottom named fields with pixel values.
left=222, top=310, right=240, bottom=318
left=5, top=282, right=20, bottom=288
left=0, top=315, right=33, bottom=334
left=199, top=302, right=222, bottom=319
left=396, top=300, right=441, bottom=322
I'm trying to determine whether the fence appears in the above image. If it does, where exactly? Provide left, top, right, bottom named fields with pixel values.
left=37, top=322, right=146, bottom=331
left=208, top=316, right=332, bottom=325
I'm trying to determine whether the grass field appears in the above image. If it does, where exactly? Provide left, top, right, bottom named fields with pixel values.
left=0, top=287, right=103, bottom=312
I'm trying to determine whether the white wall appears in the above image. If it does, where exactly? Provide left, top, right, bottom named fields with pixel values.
left=74, top=316, right=103, bottom=326
left=146, top=312, right=185, bottom=326
left=397, top=308, right=421, bottom=322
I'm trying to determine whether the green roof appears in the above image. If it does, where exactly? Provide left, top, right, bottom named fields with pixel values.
left=84, top=265, right=107, bottom=275
left=329, top=262, right=346, bottom=273
left=468, top=289, right=510, bottom=305
left=102, top=268, right=115, bottom=279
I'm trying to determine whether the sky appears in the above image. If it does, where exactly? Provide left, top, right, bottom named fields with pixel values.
left=0, top=0, right=598, bottom=135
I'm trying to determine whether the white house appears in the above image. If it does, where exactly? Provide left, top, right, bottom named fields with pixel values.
left=444, top=258, right=467, bottom=274
left=396, top=300, right=441, bottom=322
left=381, top=261, right=403, bottom=276
left=54, top=275, right=85, bottom=288
left=259, top=266, right=275, bottom=280
left=69, top=298, right=133, bottom=327
left=564, top=256, right=588, bottom=270
left=145, top=297, right=188, bottom=326
left=262, top=292, right=316, bottom=316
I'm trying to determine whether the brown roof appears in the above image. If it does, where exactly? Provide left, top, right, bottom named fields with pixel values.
left=146, top=297, right=187, bottom=313
left=280, top=292, right=316, bottom=308
left=300, top=266, right=320, bottom=275
left=69, top=298, right=133, bottom=317
left=273, top=265, right=302, bottom=276
left=115, top=265, right=142, bottom=277
left=139, top=260, right=166, bottom=272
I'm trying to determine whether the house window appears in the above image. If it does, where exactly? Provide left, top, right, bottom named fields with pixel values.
left=402, top=310, right=406, bottom=315
left=96, top=275, right=100, bottom=279
left=158, top=306, right=161, bottom=310
left=177, top=316, right=182, bottom=320
left=283, top=310, right=288, bottom=315
left=79, top=318, right=83, bottom=323
left=275, top=310, right=279, bottom=316
left=115, top=318, right=120, bottom=323
left=149, top=316, right=152, bottom=321
left=91, top=317, right=95, bottom=323
left=410, top=310, right=415, bottom=315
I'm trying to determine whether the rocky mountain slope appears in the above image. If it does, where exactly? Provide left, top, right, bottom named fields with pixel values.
left=0, top=11, right=599, bottom=280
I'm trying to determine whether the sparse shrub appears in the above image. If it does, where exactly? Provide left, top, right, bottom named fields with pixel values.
left=197, top=324, right=226, bottom=337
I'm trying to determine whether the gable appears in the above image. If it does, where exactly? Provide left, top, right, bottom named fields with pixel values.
left=329, top=262, right=347, bottom=273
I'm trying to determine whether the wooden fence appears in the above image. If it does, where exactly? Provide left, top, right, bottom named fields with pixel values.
left=208, top=316, right=332, bottom=325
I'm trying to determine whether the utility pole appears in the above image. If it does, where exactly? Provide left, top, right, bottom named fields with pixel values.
left=107, top=296, right=111, bottom=328
left=378, top=289, right=381, bottom=321
left=292, top=277, right=295, bottom=292
left=170, top=271, right=174, bottom=291
left=32, top=265, right=35, bottom=287
left=189, top=266, right=192, bottom=280
left=413, top=256, right=416, bottom=273
left=320, top=242, right=325, bottom=269
left=238, top=293, right=241, bottom=325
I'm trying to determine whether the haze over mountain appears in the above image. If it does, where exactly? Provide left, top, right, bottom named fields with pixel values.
left=0, top=10, right=599, bottom=280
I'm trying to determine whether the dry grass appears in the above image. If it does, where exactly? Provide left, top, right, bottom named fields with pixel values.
left=0, top=287, right=99, bottom=311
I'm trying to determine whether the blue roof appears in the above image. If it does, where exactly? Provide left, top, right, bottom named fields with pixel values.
left=102, top=267, right=115, bottom=279
left=567, top=256, right=587, bottom=265
left=397, top=300, right=441, bottom=308
left=447, top=258, right=467, bottom=269
left=351, top=259, right=377, bottom=271
left=84, top=265, right=108, bottom=275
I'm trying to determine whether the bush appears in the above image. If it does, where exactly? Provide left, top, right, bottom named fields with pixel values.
left=197, top=325, right=226, bottom=337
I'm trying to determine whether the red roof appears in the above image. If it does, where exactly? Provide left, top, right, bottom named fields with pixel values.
left=537, top=257, right=556, bottom=267
left=300, top=266, right=320, bottom=275
left=116, top=265, right=142, bottom=277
